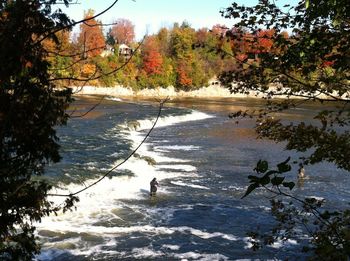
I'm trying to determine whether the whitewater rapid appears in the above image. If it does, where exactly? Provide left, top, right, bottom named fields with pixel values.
left=36, top=109, right=215, bottom=259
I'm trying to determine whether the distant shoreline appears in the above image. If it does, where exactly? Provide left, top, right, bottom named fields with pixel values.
left=71, top=85, right=265, bottom=99
left=71, top=85, right=346, bottom=102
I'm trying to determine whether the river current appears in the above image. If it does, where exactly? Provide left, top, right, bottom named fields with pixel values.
left=36, top=96, right=350, bottom=260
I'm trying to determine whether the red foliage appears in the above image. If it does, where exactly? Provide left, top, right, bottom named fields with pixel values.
left=78, top=10, right=105, bottom=57
left=322, top=60, right=335, bottom=67
left=142, top=37, right=163, bottom=75
left=211, top=24, right=228, bottom=36
left=196, top=28, right=209, bottom=44
left=177, top=63, right=192, bottom=87
left=236, top=53, right=248, bottom=62
left=255, top=29, right=275, bottom=53
left=111, top=18, right=135, bottom=45
left=108, top=61, right=118, bottom=70
left=229, top=29, right=276, bottom=57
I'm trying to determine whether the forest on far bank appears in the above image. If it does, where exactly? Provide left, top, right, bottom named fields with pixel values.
left=45, top=9, right=283, bottom=91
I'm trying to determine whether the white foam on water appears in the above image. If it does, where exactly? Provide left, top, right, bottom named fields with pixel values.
left=307, top=196, right=325, bottom=201
left=243, top=236, right=254, bottom=249
left=84, top=161, right=98, bottom=167
left=172, top=252, right=229, bottom=261
left=155, top=145, right=201, bottom=151
left=36, top=249, right=66, bottom=261
left=37, top=224, right=238, bottom=259
left=130, top=248, right=230, bottom=261
left=171, top=180, right=210, bottom=190
left=52, top=244, right=118, bottom=260
left=41, top=228, right=237, bottom=260
left=157, top=164, right=197, bottom=172
left=243, top=236, right=298, bottom=251
left=226, top=185, right=246, bottom=191
left=38, top=224, right=238, bottom=242
left=106, top=96, right=123, bottom=102
left=37, top=109, right=214, bottom=259
left=136, top=110, right=213, bottom=131
left=131, top=247, right=164, bottom=258
left=269, top=238, right=298, bottom=249
left=162, top=244, right=180, bottom=250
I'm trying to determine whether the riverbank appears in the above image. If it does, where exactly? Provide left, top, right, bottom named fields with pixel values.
left=71, top=84, right=263, bottom=99
left=71, top=84, right=344, bottom=101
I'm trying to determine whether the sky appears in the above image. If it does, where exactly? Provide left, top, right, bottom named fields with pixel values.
left=60, top=0, right=245, bottom=39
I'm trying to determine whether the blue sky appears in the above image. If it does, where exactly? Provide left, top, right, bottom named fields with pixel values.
left=61, top=0, right=295, bottom=39
left=63, top=0, right=234, bottom=39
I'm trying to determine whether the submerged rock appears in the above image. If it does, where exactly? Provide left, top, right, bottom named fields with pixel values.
left=127, top=120, right=140, bottom=131
left=142, top=156, right=156, bottom=166
left=134, top=153, right=156, bottom=166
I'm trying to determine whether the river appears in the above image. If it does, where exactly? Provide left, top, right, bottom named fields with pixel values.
left=36, top=96, right=350, bottom=260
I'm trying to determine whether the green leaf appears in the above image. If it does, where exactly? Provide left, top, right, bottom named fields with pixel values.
left=241, top=183, right=259, bottom=199
left=332, top=18, right=340, bottom=27
left=260, top=174, right=271, bottom=185
left=232, top=11, right=240, bottom=18
left=256, top=160, right=268, bottom=173
left=277, top=163, right=291, bottom=173
left=305, top=0, right=309, bottom=9
left=320, top=211, right=331, bottom=220
left=277, top=157, right=291, bottom=173
left=271, top=176, right=285, bottom=186
left=282, top=182, right=295, bottom=190
left=248, top=175, right=260, bottom=183
left=265, top=170, right=279, bottom=176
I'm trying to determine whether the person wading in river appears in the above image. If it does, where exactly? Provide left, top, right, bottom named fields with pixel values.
left=298, top=163, right=306, bottom=179
left=150, top=178, right=159, bottom=196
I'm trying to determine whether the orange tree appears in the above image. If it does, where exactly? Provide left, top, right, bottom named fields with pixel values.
left=77, top=9, right=105, bottom=58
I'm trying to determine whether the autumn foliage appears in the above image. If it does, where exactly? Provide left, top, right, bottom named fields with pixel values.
left=110, top=18, right=135, bottom=45
left=177, top=62, right=193, bottom=87
left=77, top=9, right=105, bottom=57
left=142, top=37, right=163, bottom=75
left=47, top=9, right=292, bottom=91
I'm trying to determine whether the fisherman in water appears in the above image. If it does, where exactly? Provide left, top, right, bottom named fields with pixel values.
left=298, top=163, right=306, bottom=179
left=150, top=177, right=159, bottom=196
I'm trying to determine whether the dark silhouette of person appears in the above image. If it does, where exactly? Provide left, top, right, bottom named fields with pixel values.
left=298, top=163, right=306, bottom=179
left=150, top=177, right=158, bottom=196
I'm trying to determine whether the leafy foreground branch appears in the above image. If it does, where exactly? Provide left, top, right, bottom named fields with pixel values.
left=0, top=1, right=74, bottom=260
left=220, top=0, right=350, bottom=259
left=0, top=0, right=147, bottom=260
left=243, top=158, right=350, bottom=260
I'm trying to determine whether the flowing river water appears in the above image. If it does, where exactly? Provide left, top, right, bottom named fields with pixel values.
left=35, top=96, right=350, bottom=260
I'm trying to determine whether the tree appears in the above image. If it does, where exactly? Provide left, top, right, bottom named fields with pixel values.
left=142, top=36, right=163, bottom=75
left=211, top=24, right=228, bottom=37
left=170, top=25, right=196, bottom=90
left=157, top=27, right=170, bottom=56
left=0, top=1, right=75, bottom=260
left=43, top=29, right=74, bottom=79
left=221, top=0, right=350, bottom=259
left=77, top=9, right=105, bottom=58
left=194, top=27, right=229, bottom=77
left=110, top=18, right=135, bottom=45
left=106, top=27, right=116, bottom=46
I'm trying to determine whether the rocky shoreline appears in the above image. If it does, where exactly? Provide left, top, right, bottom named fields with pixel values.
left=71, top=84, right=263, bottom=99
left=71, top=84, right=341, bottom=101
